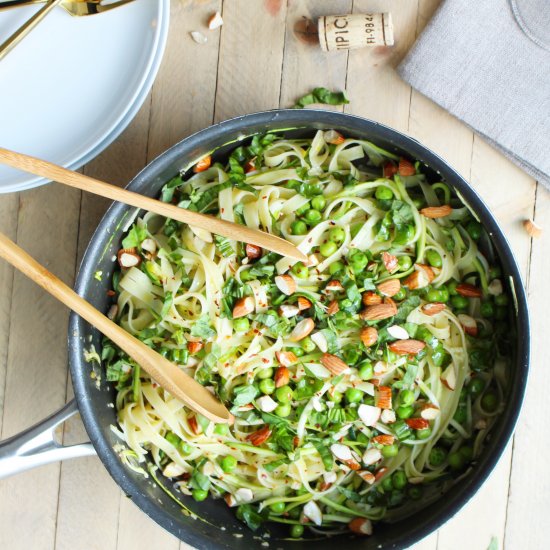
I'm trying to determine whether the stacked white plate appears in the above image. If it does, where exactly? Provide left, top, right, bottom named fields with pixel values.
left=0, top=0, right=170, bottom=193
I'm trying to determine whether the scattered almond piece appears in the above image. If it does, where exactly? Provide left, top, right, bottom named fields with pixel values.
left=356, top=470, right=376, bottom=485
left=388, top=339, right=425, bottom=355
left=321, top=353, right=349, bottom=375
left=246, top=426, right=272, bottom=446
left=377, top=278, right=401, bottom=297
left=360, top=298, right=397, bottom=321
left=422, top=302, right=446, bottom=316
left=297, top=296, right=312, bottom=310
left=420, top=205, right=453, bottom=218
left=327, top=299, right=339, bottom=315
left=275, top=350, right=297, bottom=367
left=349, top=517, right=373, bottom=535
left=362, top=291, right=382, bottom=306
left=279, top=304, right=300, bottom=318
left=398, top=158, right=416, bottom=176
left=193, top=154, right=211, bottom=172
left=117, top=248, right=141, bottom=268
left=405, top=417, right=430, bottom=430
left=324, top=129, right=345, bottom=144
left=362, top=448, right=382, bottom=466
left=420, top=404, right=440, bottom=420
left=207, top=11, right=223, bottom=30
left=382, top=251, right=399, bottom=273
left=245, top=244, right=262, bottom=260
left=289, top=318, right=314, bottom=341
left=441, top=364, right=457, bottom=390
left=357, top=404, right=381, bottom=427
left=387, top=325, right=409, bottom=340
left=275, top=274, right=297, bottom=295
left=232, top=296, right=254, bottom=319
left=187, top=341, right=203, bottom=354
left=523, top=218, right=542, bottom=238
left=376, top=386, right=392, bottom=409
left=190, top=30, right=208, bottom=44
left=274, top=366, right=290, bottom=388
left=360, top=326, right=378, bottom=347
left=458, top=313, right=478, bottom=336
left=456, top=283, right=482, bottom=298
left=372, top=434, right=395, bottom=445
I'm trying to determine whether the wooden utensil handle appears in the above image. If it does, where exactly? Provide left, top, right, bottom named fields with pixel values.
left=0, top=232, right=232, bottom=423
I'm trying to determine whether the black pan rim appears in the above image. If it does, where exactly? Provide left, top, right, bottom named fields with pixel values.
left=69, top=108, right=530, bottom=550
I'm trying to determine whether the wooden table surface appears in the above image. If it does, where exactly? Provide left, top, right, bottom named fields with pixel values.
left=0, top=1, right=546, bottom=549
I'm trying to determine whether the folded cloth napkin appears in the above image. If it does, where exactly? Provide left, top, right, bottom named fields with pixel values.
left=398, top=0, right=550, bottom=187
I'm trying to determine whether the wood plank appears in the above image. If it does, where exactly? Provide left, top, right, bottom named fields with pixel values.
left=504, top=183, right=549, bottom=550
left=0, top=193, right=18, bottom=433
left=0, top=183, right=81, bottom=550
left=214, top=0, right=288, bottom=121
left=279, top=0, right=351, bottom=110
left=345, top=0, right=418, bottom=132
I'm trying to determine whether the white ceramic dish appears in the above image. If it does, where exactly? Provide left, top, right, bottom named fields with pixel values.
left=0, top=0, right=170, bottom=193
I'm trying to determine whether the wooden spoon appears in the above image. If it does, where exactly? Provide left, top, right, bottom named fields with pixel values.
left=0, top=232, right=233, bottom=424
left=0, top=147, right=307, bottom=262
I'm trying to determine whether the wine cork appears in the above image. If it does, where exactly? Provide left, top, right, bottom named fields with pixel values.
left=318, top=13, right=394, bottom=52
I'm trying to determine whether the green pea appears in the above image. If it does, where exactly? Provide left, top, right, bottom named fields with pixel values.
left=291, top=262, right=309, bottom=279
left=495, top=294, right=509, bottom=306
left=381, top=444, right=399, bottom=458
left=286, top=179, right=301, bottom=190
left=453, top=405, right=467, bottom=424
left=392, top=471, right=408, bottom=490
left=259, top=379, right=275, bottom=395
left=426, top=249, right=442, bottom=268
left=447, top=280, right=459, bottom=295
left=416, top=428, right=432, bottom=440
left=221, top=455, right=237, bottom=473
left=466, top=220, right=482, bottom=240
left=489, top=266, right=502, bottom=279
left=290, top=220, right=308, bottom=235
left=381, top=476, right=394, bottom=491
left=393, top=287, right=407, bottom=301
left=398, top=256, right=413, bottom=271
left=288, top=507, right=301, bottom=519
left=233, top=317, right=250, bottom=332
left=451, top=295, right=469, bottom=309
left=438, top=286, right=450, bottom=302
left=329, top=260, right=345, bottom=275
left=343, top=346, right=361, bottom=365
left=192, top=489, right=208, bottom=501
left=429, top=447, right=447, bottom=467
left=468, top=377, right=485, bottom=395
left=448, top=451, right=465, bottom=470
left=375, top=186, right=394, bottom=200
left=329, top=226, right=346, bottom=244
left=393, top=224, right=414, bottom=245
left=480, top=301, right=494, bottom=318
left=302, top=182, right=323, bottom=197
left=481, top=391, right=498, bottom=412
left=311, top=196, right=326, bottom=211
left=257, top=367, right=274, bottom=380
left=412, top=197, right=425, bottom=209
left=396, top=406, right=414, bottom=419
left=293, top=347, right=305, bottom=357
left=275, top=385, right=294, bottom=404
left=214, top=424, right=229, bottom=436
left=301, top=337, right=316, bottom=353
left=181, top=442, right=192, bottom=455
left=240, top=269, right=254, bottom=282
left=275, top=403, right=291, bottom=417
left=328, top=391, right=342, bottom=403
left=358, top=361, right=374, bottom=380
left=304, top=209, right=322, bottom=224
left=269, top=501, right=286, bottom=514
left=290, top=524, right=304, bottom=538
left=348, top=250, right=368, bottom=270
left=408, top=486, right=423, bottom=500
left=400, top=390, right=415, bottom=406
left=166, top=432, right=181, bottom=447
left=320, top=241, right=338, bottom=257
left=426, top=288, right=442, bottom=303
left=345, top=388, right=363, bottom=404
left=459, top=446, right=474, bottom=462
left=295, top=202, right=310, bottom=216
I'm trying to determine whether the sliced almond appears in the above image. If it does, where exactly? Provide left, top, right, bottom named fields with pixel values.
left=387, top=325, right=409, bottom=340
left=488, top=279, right=503, bottom=296
left=188, top=416, right=200, bottom=435
left=327, top=299, right=339, bottom=315
left=422, top=302, right=446, bottom=316
left=358, top=404, right=381, bottom=427
left=360, top=326, right=378, bottom=347
left=117, top=248, right=141, bottom=268
left=362, top=448, right=382, bottom=466
left=297, top=296, right=312, bottom=310
left=235, top=488, right=254, bottom=503
left=324, top=129, right=345, bottom=145
left=372, top=434, right=395, bottom=445
left=388, top=339, right=425, bottom=355
left=458, top=313, right=478, bottom=336
left=162, top=461, right=186, bottom=478
left=359, top=298, right=397, bottom=321
left=232, top=296, right=254, bottom=319
left=207, top=11, right=223, bottom=29
left=376, top=386, right=392, bottom=410
left=362, top=291, right=382, bottom=306
left=377, top=278, right=401, bottom=297
left=274, top=366, right=290, bottom=388
left=244, top=158, right=256, bottom=173
left=356, top=470, right=376, bottom=485
left=523, top=218, right=542, bottom=238
left=374, top=466, right=389, bottom=482
left=256, top=395, right=278, bottom=413
left=303, top=500, right=323, bottom=526
left=190, top=30, right=208, bottom=44
left=441, top=364, right=457, bottom=390
left=382, top=251, right=399, bottom=273
left=275, top=350, right=298, bottom=367
left=325, top=280, right=344, bottom=293
left=381, top=409, right=396, bottom=424
left=289, top=318, right=314, bottom=341
left=420, top=205, right=453, bottom=218
left=404, top=263, right=434, bottom=289
left=405, top=417, right=430, bottom=430
left=349, top=517, right=373, bottom=536
left=224, top=493, right=237, bottom=507
left=279, top=304, right=300, bottom=318
left=323, top=471, right=337, bottom=484
left=330, top=443, right=353, bottom=461
left=456, top=283, right=482, bottom=298
left=275, top=274, right=297, bottom=296
left=398, top=158, right=416, bottom=176
left=141, top=238, right=157, bottom=254
left=246, top=426, right=272, bottom=446
left=420, top=404, right=440, bottom=420
left=383, top=161, right=397, bottom=179
left=373, top=361, right=387, bottom=376
left=245, top=244, right=262, bottom=260
left=311, top=331, right=328, bottom=353
left=193, top=155, right=211, bottom=172
left=187, top=341, right=204, bottom=354
left=321, top=353, right=349, bottom=375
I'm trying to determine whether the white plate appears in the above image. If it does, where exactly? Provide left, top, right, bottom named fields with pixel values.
left=0, top=0, right=170, bottom=193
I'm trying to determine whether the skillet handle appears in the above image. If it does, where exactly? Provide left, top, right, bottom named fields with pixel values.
left=0, top=399, right=96, bottom=479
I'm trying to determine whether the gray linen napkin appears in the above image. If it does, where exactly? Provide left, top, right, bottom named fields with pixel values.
left=398, top=0, right=550, bottom=187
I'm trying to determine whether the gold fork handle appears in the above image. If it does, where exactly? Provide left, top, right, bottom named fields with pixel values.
left=0, top=0, right=63, bottom=61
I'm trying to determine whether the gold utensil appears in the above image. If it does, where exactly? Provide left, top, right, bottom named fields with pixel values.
left=0, top=231, right=233, bottom=424
left=0, top=0, right=136, bottom=61
left=0, top=147, right=308, bottom=261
